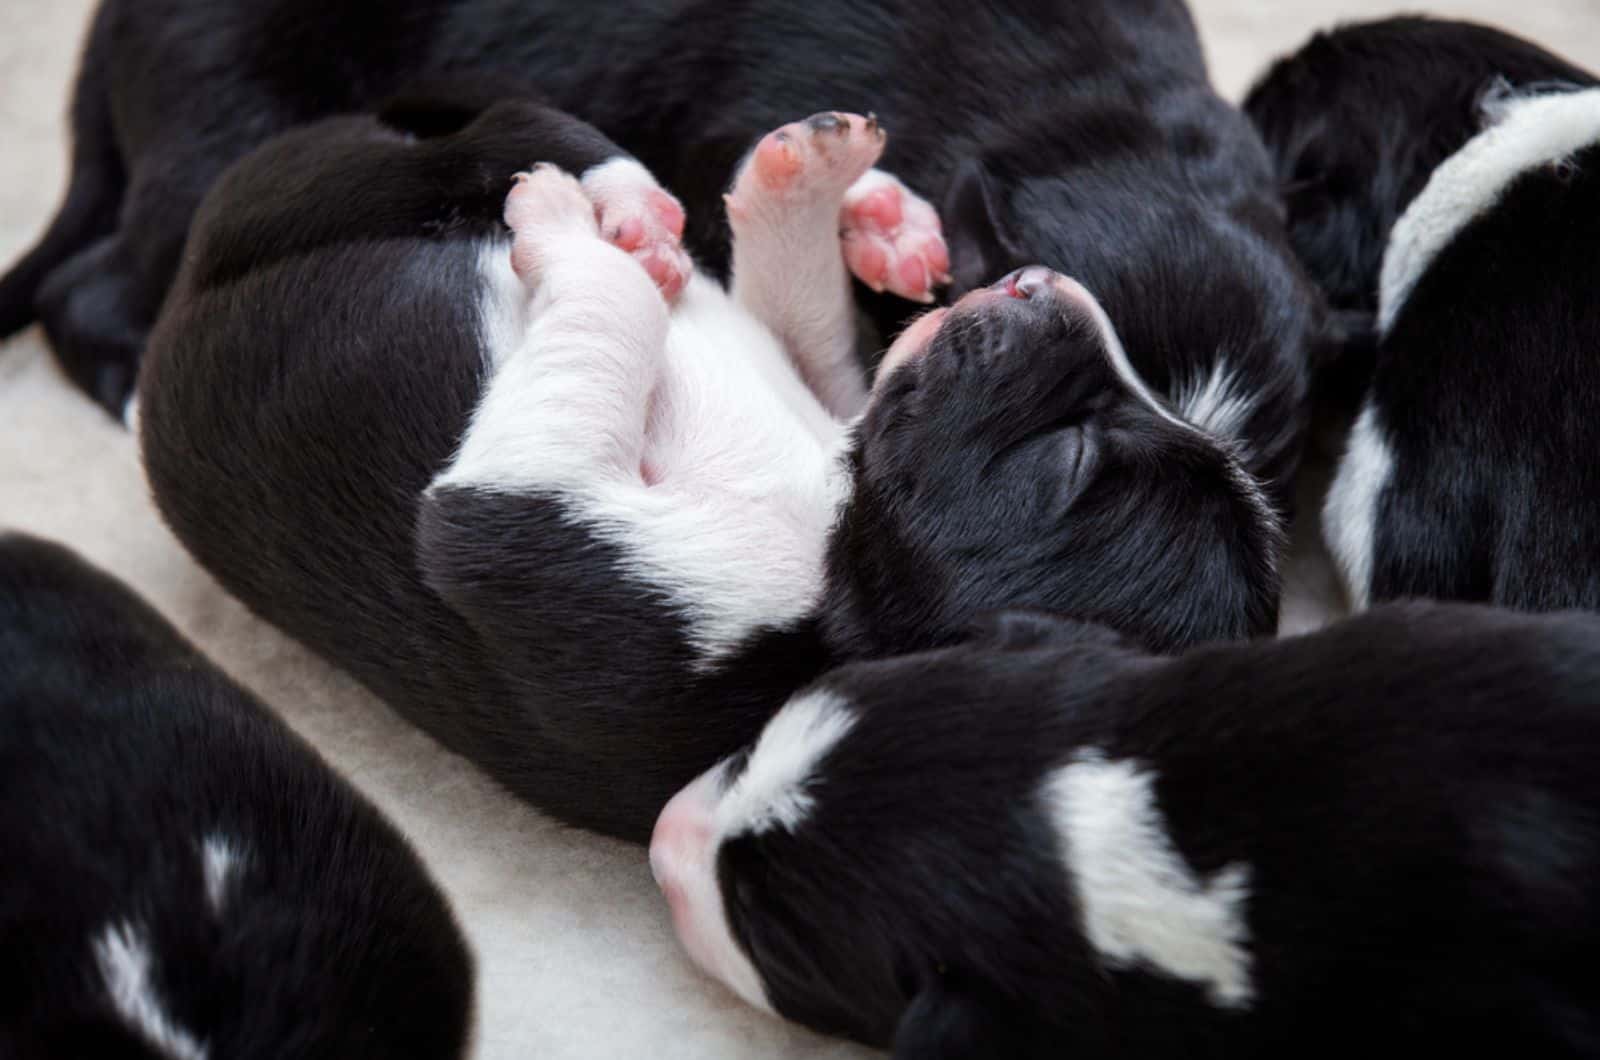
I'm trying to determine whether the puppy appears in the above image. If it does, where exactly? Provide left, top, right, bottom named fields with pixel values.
left=651, top=603, right=1600, bottom=1058
left=0, top=533, right=472, bottom=1058
left=1245, top=17, right=1596, bottom=386
left=5, top=0, right=1315, bottom=515
left=139, top=101, right=1280, bottom=843
left=1319, top=86, right=1600, bottom=611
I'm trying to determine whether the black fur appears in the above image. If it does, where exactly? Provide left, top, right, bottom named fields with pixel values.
left=709, top=603, right=1600, bottom=1057
left=1365, top=130, right=1600, bottom=609
left=141, top=96, right=1282, bottom=843
left=1244, top=17, right=1597, bottom=395
left=4, top=0, right=1315, bottom=510
left=0, top=534, right=472, bottom=1058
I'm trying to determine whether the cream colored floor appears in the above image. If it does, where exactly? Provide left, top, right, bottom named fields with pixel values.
left=3, top=3, right=1597, bottom=1056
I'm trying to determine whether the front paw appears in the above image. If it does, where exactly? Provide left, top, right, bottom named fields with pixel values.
left=581, top=159, right=693, bottom=303
left=505, top=163, right=599, bottom=282
left=726, top=111, right=887, bottom=221
left=841, top=169, right=950, bottom=304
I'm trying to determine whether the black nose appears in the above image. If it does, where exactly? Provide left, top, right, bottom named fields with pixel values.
left=998, top=266, right=1055, bottom=299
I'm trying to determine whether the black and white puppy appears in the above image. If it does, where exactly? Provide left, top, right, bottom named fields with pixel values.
left=4, top=0, right=1315, bottom=514
left=1320, top=86, right=1600, bottom=611
left=140, top=100, right=1280, bottom=843
left=0, top=533, right=472, bottom=1058
left=1245, top=17, right=1596, bottom=380
left=651, top=603, right=1600, bottom=1057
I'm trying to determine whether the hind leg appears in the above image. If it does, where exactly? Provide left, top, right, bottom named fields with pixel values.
left=34, top=236, right=153, bottom=420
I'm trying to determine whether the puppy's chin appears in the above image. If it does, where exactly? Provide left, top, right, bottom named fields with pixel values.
left=874, top=306, right=949, bottom=386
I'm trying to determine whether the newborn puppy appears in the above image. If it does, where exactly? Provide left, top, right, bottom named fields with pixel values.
left=4, top=0, right=1315, bottom=518
left=140, top=101, right=1279, bottom=843
left=0, top=534, right=471, bottom=1058
left=652, top=603, right=1600, bottom=1057
left=1322, top=87, right=1600, bottom=611
left=1245, top=17, right=1596, bottom=384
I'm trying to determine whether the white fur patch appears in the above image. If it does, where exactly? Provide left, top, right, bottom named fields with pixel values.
left=1067, top=281, right=1277, bottom=539
left=433, top=238, right=849, bottom=667
left=1322, top=401, right=1394, bottom=612
left=1047, top=752, right=1254, bottom=1008
left=1175, top=360, right=1256, bottom=445
left=1380, top=87, right=1600, bottom=333
left=94, top=921, right=209, bottom=1060
left=201, top=835, right=244, bottom=915
left=650, top=766, right=775, bottom=1015
left=715, top=689, right=856, bottom=838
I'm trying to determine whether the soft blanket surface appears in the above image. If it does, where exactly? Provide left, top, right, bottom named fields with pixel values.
left=3, top=1, right=1597, bottom=1054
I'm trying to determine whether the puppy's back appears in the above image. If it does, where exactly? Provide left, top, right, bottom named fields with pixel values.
left=0, top=534, right=472, bottom=1058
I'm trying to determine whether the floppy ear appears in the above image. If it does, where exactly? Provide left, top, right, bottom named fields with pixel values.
left=892, top=975, right=1051, bottom=1059
left=941, top=158, right=1024, bottom=294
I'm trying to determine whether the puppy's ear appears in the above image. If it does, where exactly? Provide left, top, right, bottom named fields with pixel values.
left=967, top=609, right=1137, bottom=654
left=892, top=975, right=1050, bottom=1060
left=942, top=158, right=1023, bottom=294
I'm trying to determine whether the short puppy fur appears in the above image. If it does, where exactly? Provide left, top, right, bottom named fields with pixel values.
left=0, top=534, right=472, bottom=1059
left=652, top=602, right=1600, bottom=1058
left=140, top=101, right=1282, bottom=842
left=1316, top=80, right=1600, bottom=611
left=4, top=0, right=1316, bottom=520
left=1245, top=17, right=1597, bottom=389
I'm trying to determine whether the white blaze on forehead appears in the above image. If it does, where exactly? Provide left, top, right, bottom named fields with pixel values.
left=1380, top=87, right=1600, bottom=334
left=1058, top=276, right=1190, bottom=434
left=1047, top=751, right=1255, bottom=1008
left=93, top=920, right=209, bottom=1060
left=201, top=834, right=245, bottom=915
left=715, top=689, right=856, bottom=838
left=1322, top=402, right=1394, bottom=612
left=650, top=689, right=858, bottom=1016
left=651, top=765, right=774, bottom=1014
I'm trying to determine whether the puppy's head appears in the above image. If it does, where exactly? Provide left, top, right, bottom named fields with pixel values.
left=648, top=614, right=1153, bottom=1054
left=825, top=268, right=1281, bottom=657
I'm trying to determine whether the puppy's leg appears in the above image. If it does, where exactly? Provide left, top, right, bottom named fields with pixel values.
left=840, top=168, right=951, bottom=305
left=581, top=159, right=693, bottom=302
left=727, top=112, right=886, bottom=419
left=433, top=162, right=668, bottom=497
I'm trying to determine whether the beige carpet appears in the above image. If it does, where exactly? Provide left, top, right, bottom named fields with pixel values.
left=3, top=3, right=1597, bottom=1056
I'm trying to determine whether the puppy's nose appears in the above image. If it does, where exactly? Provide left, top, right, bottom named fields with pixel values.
left=650, top=768, right=720, bottom=903
left=999, top=266, right=1057, bottom=299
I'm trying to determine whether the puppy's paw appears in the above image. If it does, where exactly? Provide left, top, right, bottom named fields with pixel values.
left=505, top=164, right=599, bottom=282
left=841, top=169, right=951, bottom=303
left=726, top=112, right=887, bottom=221
left=581, top=159, right=692, bottom=303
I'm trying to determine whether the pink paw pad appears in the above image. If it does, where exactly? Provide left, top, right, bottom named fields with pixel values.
left=504, top=165, right=597, bottom=281
left=584, top=163, right=692, bottom=303
left=841, top=170, right=951, bottom=304
left=727, top=112, right=887, bottom=220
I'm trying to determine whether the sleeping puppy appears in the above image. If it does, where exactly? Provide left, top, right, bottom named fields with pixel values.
left=651, top=603, right=1600, bottom=1058
left=1321, top=86, right=1600, bottom=611
left=1245, top=16, right=1596, bottom=395
left=140, top=101, right=1280, bottom=843
left=5, top=0, right=1315, bottom=515
left=0, top=533, right=471, bottom=1058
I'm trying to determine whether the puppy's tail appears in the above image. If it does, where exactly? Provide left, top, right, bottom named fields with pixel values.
left=0, top=21, right=124, bottom=340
